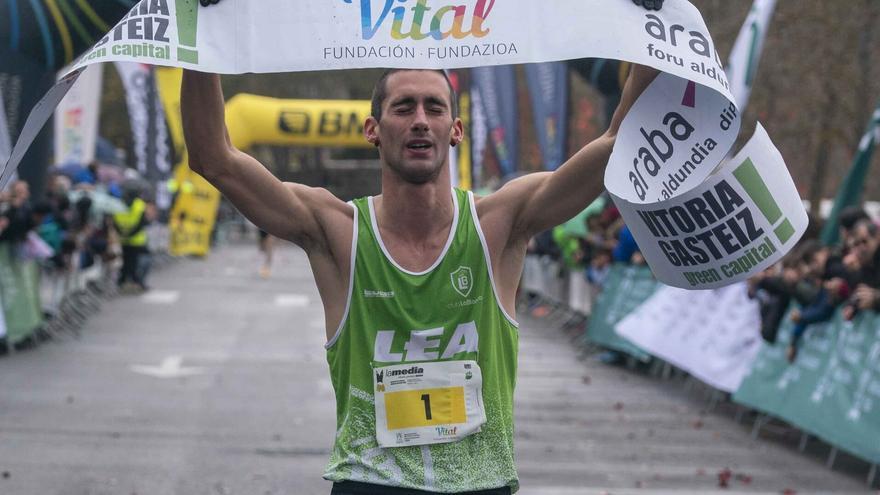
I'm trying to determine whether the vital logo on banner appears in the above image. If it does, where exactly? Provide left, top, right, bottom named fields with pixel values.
left=525, top=62, right=568, bottom=171
left=330, top=0, right=516, bottom=62
left=342, top=0, right=495, bottom=40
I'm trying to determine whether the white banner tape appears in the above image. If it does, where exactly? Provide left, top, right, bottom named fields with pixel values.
left=2, top=0, right=804, bottom=288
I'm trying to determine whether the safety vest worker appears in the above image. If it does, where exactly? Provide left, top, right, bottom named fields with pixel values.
left=113, top=197, right=148, bottom=247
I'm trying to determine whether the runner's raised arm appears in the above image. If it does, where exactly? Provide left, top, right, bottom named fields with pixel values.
left=478, top=64, right=659, bottom=243
left=180, top=70, right=349, bottom=251
left=181, top=71, right=357, bottom=340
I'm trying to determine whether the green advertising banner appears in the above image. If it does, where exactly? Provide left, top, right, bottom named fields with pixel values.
left=0, top=243, right=43, bottom=344
left=584, top=264, right=657, bottom=362
left=734, top=310, right=880, bottom=464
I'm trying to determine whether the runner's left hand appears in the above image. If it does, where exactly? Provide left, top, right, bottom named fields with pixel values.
left=199, top=0, right=220, bottom=6
left=632, top=0, right=663, bottom=10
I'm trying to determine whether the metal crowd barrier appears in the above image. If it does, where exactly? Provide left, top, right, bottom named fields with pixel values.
left=1, top=225, right=176, bottom=352
left=518, top=253, right=879, bottom=489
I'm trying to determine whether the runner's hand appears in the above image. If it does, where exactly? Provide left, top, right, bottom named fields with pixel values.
left=199, top=0, right=220, bottom=6
left=632, top=0, right=663, bottom=10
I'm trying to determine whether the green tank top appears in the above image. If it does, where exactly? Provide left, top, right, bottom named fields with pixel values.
left=324, top=188, right=520, bottom=492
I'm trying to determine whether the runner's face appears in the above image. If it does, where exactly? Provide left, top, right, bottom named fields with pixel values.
left=368, top=71, right=462, bottom=184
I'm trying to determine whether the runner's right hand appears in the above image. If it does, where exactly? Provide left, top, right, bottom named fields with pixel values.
left=199, top=0, right=220, bottom=6
left=632, top=0, right=663, bottom=10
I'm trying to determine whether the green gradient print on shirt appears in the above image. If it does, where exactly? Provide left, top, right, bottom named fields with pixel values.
left=324, top=188, right=520, bottom=492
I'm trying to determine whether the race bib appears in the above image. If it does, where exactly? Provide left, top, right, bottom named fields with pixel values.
left=373, top=360, right=486, bottom=448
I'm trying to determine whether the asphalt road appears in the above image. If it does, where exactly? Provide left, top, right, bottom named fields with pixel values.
left=0, top=242, right=874, bottom=494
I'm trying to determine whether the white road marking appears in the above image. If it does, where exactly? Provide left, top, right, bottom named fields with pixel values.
left=274, top=294, right=310, bottom=307
left=141, top=290, right=180, bottom=304
left=130, top=356, right=204, bottom=378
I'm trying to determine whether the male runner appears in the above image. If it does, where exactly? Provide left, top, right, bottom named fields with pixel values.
left=183, top=3, right=660, bottom=493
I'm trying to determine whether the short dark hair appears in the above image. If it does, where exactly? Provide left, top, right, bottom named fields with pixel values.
left=839, top=206, right=869, bottom=231
left=854, top=218, right=878, bottom=237
left=370, top=69, right=458, bottom=121
left=795, top=238, right=822, bottom=265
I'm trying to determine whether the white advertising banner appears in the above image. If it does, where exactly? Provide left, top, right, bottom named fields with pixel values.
left=53, top=64, right=103, bottom=166
left=3, top=0, right=805, bottom=288
left=115, top=62, right=171, bottom=180
left=470, top=87, right=488, bottom=186
left=615, top=282, right=763, bottom=392
left=611, top=124, right=807, bottom=289
left=0, top=92, right=10, bottom=167
left=0, top=292, right=6, bottom=339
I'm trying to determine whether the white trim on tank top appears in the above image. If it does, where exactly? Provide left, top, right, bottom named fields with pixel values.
left=324, top=202, right=359, bottom=349
left=367, top=188, right=460, bottom=276
left=468, top=190, right=520, bottom=328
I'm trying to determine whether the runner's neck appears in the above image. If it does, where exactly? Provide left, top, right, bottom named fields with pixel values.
left=374, top=179, right=455, bottom=244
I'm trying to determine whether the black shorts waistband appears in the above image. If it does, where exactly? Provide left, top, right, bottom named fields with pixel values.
left=331, top=480, right=512, bottom=495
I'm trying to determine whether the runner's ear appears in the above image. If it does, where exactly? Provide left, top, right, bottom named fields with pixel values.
left=364, top=116, right=381, bottom=147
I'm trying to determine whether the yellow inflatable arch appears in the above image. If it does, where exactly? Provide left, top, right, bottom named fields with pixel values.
left=224, top=94, right=373, bottom=150
left=156, top=68, right=373, bottom=256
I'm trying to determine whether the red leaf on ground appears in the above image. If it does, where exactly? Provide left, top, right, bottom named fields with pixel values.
left=717, top=468, right=733, bottom=488
left=691, top=419, right=704, bottom=429
left=781, top=490, right=797, bottom=495
left=735, top=473, right=753, bottom=484
left=613, top=402, right=624, bottom=411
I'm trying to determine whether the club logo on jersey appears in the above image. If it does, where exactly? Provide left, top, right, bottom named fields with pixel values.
left=450, top=266, right=473, bottom=298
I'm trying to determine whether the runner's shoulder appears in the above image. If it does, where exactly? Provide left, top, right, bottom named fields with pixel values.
left=284, top=183, right=347, bottom=206
left=277, top=183, right=351, bottom=244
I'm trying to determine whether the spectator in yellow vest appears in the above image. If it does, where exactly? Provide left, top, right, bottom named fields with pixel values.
left=113, top=191, right=151, bottom=291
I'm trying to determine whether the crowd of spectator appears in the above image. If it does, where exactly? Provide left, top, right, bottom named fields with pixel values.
left=748, top=206, right=880, bottom=363
left=524, top=195, right=880, bottom=367
left=526, top=192, right=645, bottom=297
left=0, top=161, right=158, bottom=298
